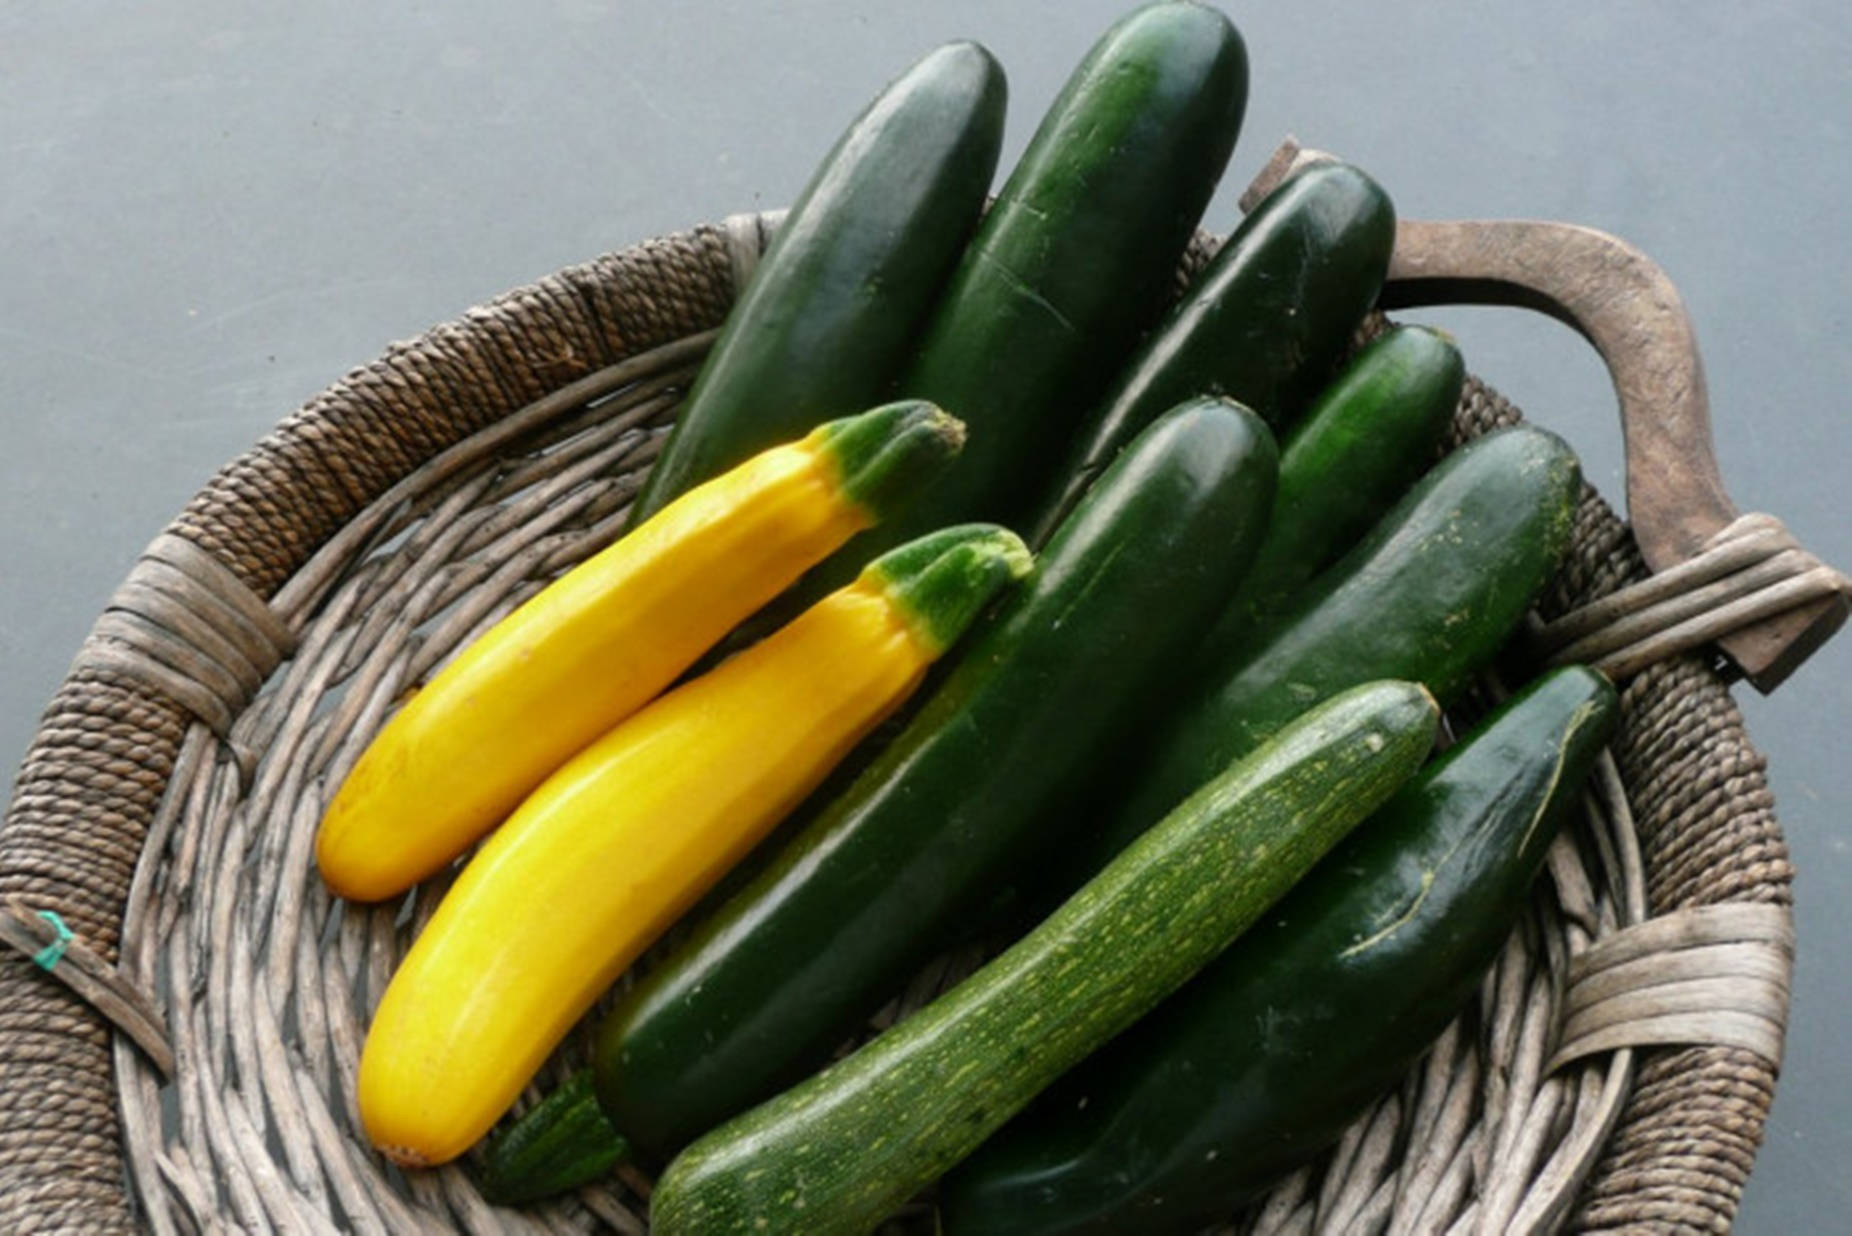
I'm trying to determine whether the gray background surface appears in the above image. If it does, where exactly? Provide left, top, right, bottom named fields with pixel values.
left=2, top=2, right=1844, bottom=1228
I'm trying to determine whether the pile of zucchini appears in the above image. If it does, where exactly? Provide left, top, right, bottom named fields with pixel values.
left=315, top=4, right=1621, bottom=1232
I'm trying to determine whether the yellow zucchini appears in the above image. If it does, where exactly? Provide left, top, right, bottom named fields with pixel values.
left=315, top=400, right=965, bottom=902
left=357, top=525, right=1031, bottom=1169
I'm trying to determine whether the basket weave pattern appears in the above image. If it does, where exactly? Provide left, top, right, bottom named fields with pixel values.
left=0, top=223, right=1792, bottom=1234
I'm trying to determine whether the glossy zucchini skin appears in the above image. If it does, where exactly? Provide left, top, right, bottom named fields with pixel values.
left=1083, top=423, right=1582, bottom=871
left=594, top=399, right=1278, bottom=1166
left=938, top=665, right=1619, bottom=1235
left=1032, top=160, right=1396, bottom=542
left=792, top=0, right=1248, bottom=603
left=626, top=41, right=1005, bottom=522
left=650, top=682, right=1441, bottom=1236
left=1207, top=324, right=1464, bottom=647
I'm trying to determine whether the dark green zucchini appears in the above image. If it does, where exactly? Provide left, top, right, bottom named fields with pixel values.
left=1032, top=159, right=1396, bottom=542
left=1078, top=423, right=1582, bottom=874
left=477, top=1072, right=626, bottom=1206
left=938, top=665, right=1618, bottom=1234
left=1206, top=324, right=1463, bottom=647
left=790, top=0, right=1249, bottom=603
left=626, top=42, right=1005, bottom=523
left=596, top=399, right=1275, bottom=1165
left=650, top=681, right=1441, bottom=1236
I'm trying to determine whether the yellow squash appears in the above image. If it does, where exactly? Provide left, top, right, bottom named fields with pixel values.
left=316, top=400, right=964, bottom=902
left=357, top=525, right=1031, bottom=1167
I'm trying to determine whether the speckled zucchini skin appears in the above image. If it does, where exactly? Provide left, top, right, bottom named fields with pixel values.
left=1205, top=324, right=1464, bottom=647
left=648, top=681, right=1440, bottom=1236
left=627, top=42, right=1005, bottom=522
left=1032, top=159, right=1396, bottom=541
left=594, top=399, right=1277, bottom=1165
left=938, top=665, right=1618, bottom=1234
left=1081, top=422, right=1582, bottom=872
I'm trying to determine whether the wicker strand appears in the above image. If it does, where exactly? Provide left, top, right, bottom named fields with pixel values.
left=0, top=898, right=174, bottom=1079
left=1539, top=516, right=1794, bottom=648
left=268, top=331, right=713, bottom=626
left=1537, top=513, right=1852, bottom=680
left=70, top=532, right=298, bottom=739
left=1549, top=904, right=1793, bottom=1071
left=722, top=211, right=782, bottom=292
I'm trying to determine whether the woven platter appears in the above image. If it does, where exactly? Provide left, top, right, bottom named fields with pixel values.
left=0, top=194, right=1816, bottom=1234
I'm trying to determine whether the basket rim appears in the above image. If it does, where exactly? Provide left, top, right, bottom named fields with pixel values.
left=0, top=218, right=1795, bottom=1234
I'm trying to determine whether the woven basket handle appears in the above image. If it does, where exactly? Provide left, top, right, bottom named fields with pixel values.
left=1245, top=140, right=1849, bottom=692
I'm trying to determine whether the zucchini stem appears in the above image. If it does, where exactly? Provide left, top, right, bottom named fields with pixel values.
left=863, top=524, right=1034, bottom=655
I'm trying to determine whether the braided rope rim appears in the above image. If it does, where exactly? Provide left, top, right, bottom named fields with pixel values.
left=0, top=223, right=1793, bottom=1234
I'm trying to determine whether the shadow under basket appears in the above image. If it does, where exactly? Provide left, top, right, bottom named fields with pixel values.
left=3, top=146, right=1842, bottom=1233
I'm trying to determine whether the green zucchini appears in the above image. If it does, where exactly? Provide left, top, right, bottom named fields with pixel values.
left=789, top=0, right=1249, bottom=604
left=626, top=41, right=1005, bottom=523
left=477, top=1072, right=626, bottom=1206
left=1032, top=159, right=1396, bottom=542
left=939, top=665, right=1618, bottom=1234
left=1079, top=423, right=1582, bottom=873
left=600, top=400, right=1276, bottom=1160
left=649, top=681, right=1441, bottom=1236
left=1207, top=324, right=1464, bottom=646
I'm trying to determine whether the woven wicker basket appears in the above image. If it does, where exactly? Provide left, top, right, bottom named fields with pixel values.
left=1, top=149, right=1837, bottom=1231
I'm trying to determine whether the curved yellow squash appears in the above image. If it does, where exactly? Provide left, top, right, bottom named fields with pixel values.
left=356, top=525, right=1030, bottom=1168
left=316, top=401, right=960, bottom=902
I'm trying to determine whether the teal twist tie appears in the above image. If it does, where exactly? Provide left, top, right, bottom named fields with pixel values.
left=32, top=910, right=74, bottom=972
